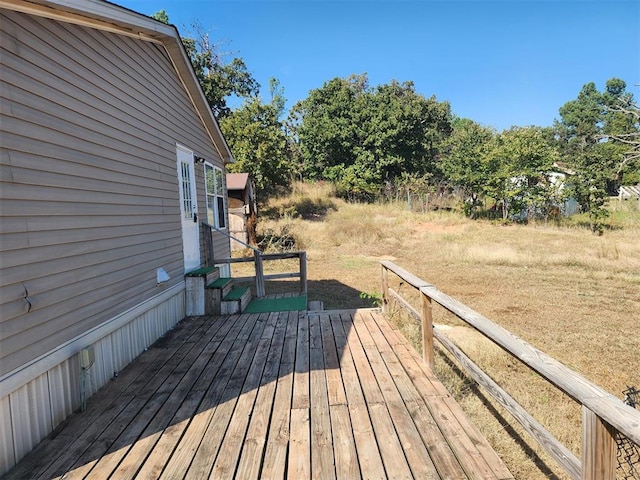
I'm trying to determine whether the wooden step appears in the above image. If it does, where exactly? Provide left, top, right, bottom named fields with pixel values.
left=185, top=266, right=220, bottom=284
left=204, top=278, right=234, bottom=316
left=184, top=267, right=220, bottom=316
left=221, top=286, right=252, bottom=315
left=206, top=277, right=234, bottom=297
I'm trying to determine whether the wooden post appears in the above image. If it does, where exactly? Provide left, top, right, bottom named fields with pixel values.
left=420, top=290, right=434, bottom=371
left=582, top=406, right=617, bottom=480
left=203, top=222, right=214, bottom=267
left=381, top=265, right=389, bottom=314
left=254, top=250, right=265, bottom=298
left=299, top=252, right=307, bottom=295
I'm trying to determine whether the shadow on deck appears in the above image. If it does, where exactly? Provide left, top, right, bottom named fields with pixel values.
left=5, top=308, right=513, bottom=479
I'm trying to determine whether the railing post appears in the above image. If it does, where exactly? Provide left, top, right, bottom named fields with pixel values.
left=299, top=252, right=307, bottom=295
left=381, top=264, right=389, bottom=314
left=420, top=289, right=434, bottom=371
left=582, top=407, right=617, bottom=480
left=254, top=250, right=265, bottom=298
left=203, top=222, right=214, bottom=267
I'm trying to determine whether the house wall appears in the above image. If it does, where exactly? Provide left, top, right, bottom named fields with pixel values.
left=0, top=8, right=230, bottom=473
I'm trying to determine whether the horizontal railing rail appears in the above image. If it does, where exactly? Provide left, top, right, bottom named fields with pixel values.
left=215, top=251, right=307, bottom=298
left=203, top=222, right=307, bottom=298
left=380, top=260, right=640, bottom=480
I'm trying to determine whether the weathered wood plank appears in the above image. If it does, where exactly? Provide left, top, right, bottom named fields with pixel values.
left=434, top=328, right=579, bottom=479
left=320, top=313, right=347, bottom=406
left=404, top=399, right=469, bottom=479
left=288, top=408, right=311, bottom=479
left=365, top=312, right=481, bottom=479
left=582, top=407, right=617, bottom=480
left=345, top=313, right=414, bottom=478
left=309, top=314, right=335, bottom=479
left=261, top=315, right=297, bottom=479
left=427, top=395, right=505, bottom=480
left=7, top=308, right=516, bottom=480
left=330, top=404, right=361, bottom=480
left=371, top=312, right=450, bottom=397
left=340, top=313, right=384, bottom=405
left=89, top=316, right=238, bottom=479
left=443, top=394, right=515, bottom=480
left=422, top=284, right=640, bottom=446
left=132, top=315, right=250, bottom=479
left=367, top=403, right=414, bottom=479
left=292, top=314, right=310, bottom=409
left=380, top=260, right=434, bottom=289
left=5, top=316, right=207, bottom=480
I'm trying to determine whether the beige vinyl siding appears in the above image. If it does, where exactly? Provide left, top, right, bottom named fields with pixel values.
left=0, top=9, right=229, bottom=377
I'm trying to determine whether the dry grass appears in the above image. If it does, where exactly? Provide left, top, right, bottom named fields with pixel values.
left=249, top=188, right=640, bottom=479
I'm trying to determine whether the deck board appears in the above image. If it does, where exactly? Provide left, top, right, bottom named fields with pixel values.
left=5, top=309, right=513, bottom=480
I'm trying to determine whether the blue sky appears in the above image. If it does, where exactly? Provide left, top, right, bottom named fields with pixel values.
left=118, top=0, right=639, bottom=131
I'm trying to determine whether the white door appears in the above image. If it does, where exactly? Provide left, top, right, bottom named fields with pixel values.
left=176, top=145, right=200, bottom=272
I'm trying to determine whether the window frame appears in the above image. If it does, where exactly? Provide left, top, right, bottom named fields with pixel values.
left=204, top=162, right=227, bottom=230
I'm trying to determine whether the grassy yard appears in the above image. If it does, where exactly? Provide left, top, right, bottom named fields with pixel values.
left=243, top=183, right=640, bottom=479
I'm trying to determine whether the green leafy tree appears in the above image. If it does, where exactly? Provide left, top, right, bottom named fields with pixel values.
left=151, top=9, right=169, bottom=24
left=487, top=126, right=559, bottom=221
left=269, top=77, right=286, bottom=120
left=440, top=118, right=497, bottom=217
left=220, top=97, right=292, bottom=200
left=289, top=74, right=451, bottom=199
left=289, top=74, right=367, bottom=182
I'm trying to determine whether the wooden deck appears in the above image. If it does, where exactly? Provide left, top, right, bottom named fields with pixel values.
left=6, top=309, right=513, bottom=480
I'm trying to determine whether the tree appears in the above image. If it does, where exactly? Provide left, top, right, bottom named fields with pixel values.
left=440, top=118, right=497, bottom=217
left=289, top=74, right=367, bottom=182
left=220, top=97, right=292, bottom=200
left=152, top=11, right=259, bottom=118
left=487, top=126, right=559, bottom=221
left=601, top=80, right=640, bottom=186
left=557, top=78, right=637, bottom=233
left=289, top=74, right=452, bottom=199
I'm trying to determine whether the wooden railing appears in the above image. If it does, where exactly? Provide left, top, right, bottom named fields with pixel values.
left=202, top=222, right=307, bottom=298
left=217, top=251, right=307, bottom=298
left=380, top=260, right=640, bottom=480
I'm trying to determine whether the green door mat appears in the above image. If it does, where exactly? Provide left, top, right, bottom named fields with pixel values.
left=244, top=295, right=307, bottom=313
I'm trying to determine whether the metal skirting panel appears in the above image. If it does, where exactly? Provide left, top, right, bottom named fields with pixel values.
left=9, top=374, right=53, bottom=463
left=48, top=361, right=80, bottom=428
left=0, top=396, right=15, bottom=472
left=0, top=289, right=185, bottom=476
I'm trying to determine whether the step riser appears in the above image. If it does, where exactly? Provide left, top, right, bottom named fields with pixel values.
left=205, top=269, right=221, bottom=284
left=220, top=283, right=234, bottom=298
left=221, top=288, right=252, bottom=315
left=204, top=278, right=235, bottom=316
